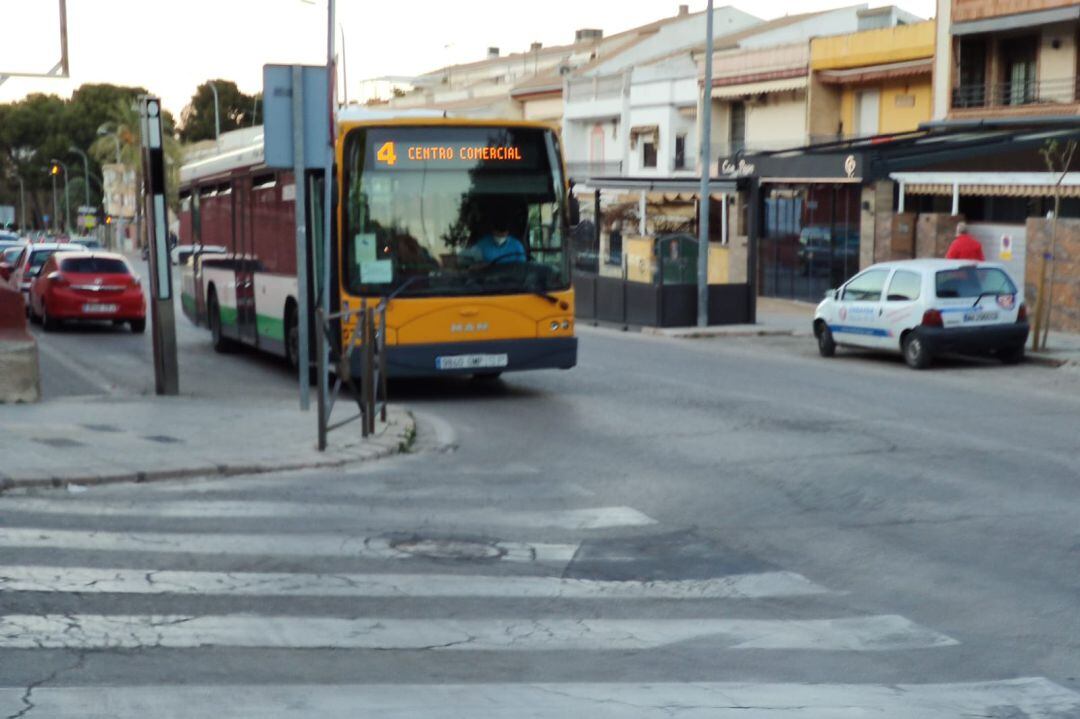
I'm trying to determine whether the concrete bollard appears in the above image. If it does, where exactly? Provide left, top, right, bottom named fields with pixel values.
left=0, top=287, right=41, bottom=403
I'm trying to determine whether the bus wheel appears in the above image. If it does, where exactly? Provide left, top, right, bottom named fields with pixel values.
left=208, top=289, right=231, bottom=353
left=285, top=302, right=299, bottom=370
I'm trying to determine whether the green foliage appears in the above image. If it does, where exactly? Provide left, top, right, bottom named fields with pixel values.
left=0, top=83, right=182, bottom=229
left=178, top=80, right=260, bottom=143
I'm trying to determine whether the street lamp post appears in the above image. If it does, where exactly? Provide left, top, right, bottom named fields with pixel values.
left=209, top=82, right=221, bottom=144
left=16, top=175, right=26, bottom=231
left=50, top=168, right=59, bottom=233
left=69, top=145, right=91, bottom=207
left=50, top=159, right=71, bottom=233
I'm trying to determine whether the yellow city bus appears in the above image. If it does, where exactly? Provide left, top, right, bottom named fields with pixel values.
left=180, top=109, right=576, bottom=378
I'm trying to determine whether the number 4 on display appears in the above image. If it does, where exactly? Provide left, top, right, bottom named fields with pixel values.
left=377, top=142, right=397, bottom=166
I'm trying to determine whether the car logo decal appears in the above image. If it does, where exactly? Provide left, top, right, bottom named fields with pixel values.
left=996, top=294, right=1015, bottom=309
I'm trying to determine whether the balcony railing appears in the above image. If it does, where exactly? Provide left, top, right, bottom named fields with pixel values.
left=952, top=77, right=1079, bottom=110
left=566, top=160, right=623, bottom=180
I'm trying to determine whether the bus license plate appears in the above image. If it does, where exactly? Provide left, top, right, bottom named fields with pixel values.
left=82, top=303, right=118, bottom=313
left=435, top=353, right=509, bottom=370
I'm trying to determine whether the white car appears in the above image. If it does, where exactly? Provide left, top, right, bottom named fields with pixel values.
left=813, top=259, right=1029, bottom=369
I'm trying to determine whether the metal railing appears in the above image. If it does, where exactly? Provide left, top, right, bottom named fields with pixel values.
left=952, top=77, right=1080, bottom=109
left=566, top=160, right=622, bottom=180
left=315, top=297, right=389, bottom=449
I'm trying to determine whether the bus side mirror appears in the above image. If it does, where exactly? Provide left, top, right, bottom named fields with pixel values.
left=569, top=195, right=580, bottom=226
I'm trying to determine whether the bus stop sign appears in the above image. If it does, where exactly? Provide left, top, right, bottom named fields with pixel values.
left=262, top=64, right=330, bottom=170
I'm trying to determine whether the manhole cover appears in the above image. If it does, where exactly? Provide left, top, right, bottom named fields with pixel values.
left=391, top=537, right=506, bottom=561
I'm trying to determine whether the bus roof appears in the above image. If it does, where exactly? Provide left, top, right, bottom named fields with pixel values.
left=179, top=108, right=552, bottom=186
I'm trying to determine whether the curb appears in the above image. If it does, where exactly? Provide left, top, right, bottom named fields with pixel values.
left=0, top=409, right=415, bottom=494
left=640, top=327, right=801, bottom=339
left=1024, top=353, right=1071, bottom=368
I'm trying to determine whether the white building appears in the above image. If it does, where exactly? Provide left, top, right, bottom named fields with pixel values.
left=561, top=4, right=762, bottom=179
left=563, top=4, right=926, bottom=182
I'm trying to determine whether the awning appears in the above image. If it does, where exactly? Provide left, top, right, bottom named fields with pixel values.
left=629, top=125, right=659, bottom=137
left=711, top=76, right=806, bottom=100
left=953, top=5, right=1080, bottom=36
left=891, top=171, right=1080, bottom=198
left=579, top=176, right=739, bottom=194
left=817, top=58, right=932, bottom=86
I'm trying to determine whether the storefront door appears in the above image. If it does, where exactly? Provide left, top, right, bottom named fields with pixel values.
left=760, top=183, right=860, bottom=302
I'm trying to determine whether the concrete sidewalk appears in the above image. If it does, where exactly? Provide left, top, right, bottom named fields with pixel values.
left=0, top=395, right=413, bottom=491
left=642, top=297, right=815, bottom=339
left=642, top=297, right=1080, bottom=367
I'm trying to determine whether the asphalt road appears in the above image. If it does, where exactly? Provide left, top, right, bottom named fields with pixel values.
left=6, top=277, right=1080, bottom=716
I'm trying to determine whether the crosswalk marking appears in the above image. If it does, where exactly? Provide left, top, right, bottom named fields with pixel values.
left=5, top=679, right=1078, bottom=718
left=0, top=498, right=656, bottom=528
left=0, top=527, right=579, bottom=563
left=0, top=613, right=957, bottom=651
left=0, top=566, right=831, bottom=599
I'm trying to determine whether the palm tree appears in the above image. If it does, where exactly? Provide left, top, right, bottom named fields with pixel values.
left=90, top=99, right=183, bottom=249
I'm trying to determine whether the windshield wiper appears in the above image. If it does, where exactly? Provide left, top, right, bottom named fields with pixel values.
left=971, top=291, right=1002, bottom=308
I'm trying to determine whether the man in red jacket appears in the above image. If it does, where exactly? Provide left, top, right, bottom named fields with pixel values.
left=945, top=222, right=985, bottom=261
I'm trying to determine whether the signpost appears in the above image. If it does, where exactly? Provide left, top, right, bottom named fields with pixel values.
left=263, top=64, right=330, bottom=412
left=139, top=96, right=179, bottom=396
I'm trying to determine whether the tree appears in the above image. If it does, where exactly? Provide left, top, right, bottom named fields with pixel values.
left=178, top=80, right=258, bottom=143
left=1032, top=138, right=1079, bottom=350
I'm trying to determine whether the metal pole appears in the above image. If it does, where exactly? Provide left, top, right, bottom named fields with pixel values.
left=318, top=0, right=336, bottom=450
left=17, top=176, right=25, bottom=231
left=51, top=172, right=58, bottom=233
left=696, top=0, right=714, bottom=328
left=71, top=146, right=90, bottom=206
left=139, top=96, right=180, bottom=395
left=62, top=165, right=70, bottom=232
left=291, top=65, right=311, bottom=411
left=209, top=82, right=221, bottom=144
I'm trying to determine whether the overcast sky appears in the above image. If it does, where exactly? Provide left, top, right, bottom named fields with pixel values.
left=0, top=0, right=935, bottom=118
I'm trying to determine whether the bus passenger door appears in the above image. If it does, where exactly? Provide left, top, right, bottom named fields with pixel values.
left=234, top=176, right=257, bottom=345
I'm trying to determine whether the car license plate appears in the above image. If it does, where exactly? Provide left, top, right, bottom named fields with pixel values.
left=435, top=353, right=509, bottom=370
left=963, top=311, right=999, bottom=322
left=82, top=303, right=118, bottom=313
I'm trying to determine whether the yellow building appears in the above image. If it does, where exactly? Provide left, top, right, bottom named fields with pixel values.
left=808, top=20, right=936, bottom=140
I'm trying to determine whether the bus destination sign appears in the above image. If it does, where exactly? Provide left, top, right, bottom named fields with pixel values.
left=374, top=141, right=524, bottom=166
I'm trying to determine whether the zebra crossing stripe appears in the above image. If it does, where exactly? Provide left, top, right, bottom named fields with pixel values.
left=0, top=528, right=579, bottom=563
left=6, top=679, right=1073, bottom=718
left=0, top=498, right=656, bottom=529
left=0, top=614, right=957, bottom=651
left=0, top=566, right=831, bottom=600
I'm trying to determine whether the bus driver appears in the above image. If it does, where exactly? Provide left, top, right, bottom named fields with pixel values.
left=464, top=214, right=526, bottom=267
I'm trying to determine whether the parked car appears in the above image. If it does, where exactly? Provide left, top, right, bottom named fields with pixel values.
left=813, top=259, right=1029, bottom=369
left=4, top=243, right=70, bottom=306
left=27, top=251, right=146, bottom=333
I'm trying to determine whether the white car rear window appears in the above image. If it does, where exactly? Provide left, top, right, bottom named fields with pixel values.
left=935, top=267, right=1016, bottom=298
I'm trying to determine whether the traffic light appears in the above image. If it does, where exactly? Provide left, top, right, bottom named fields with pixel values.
left=50, top=163, right=60, bottom=176
left=104, top=215, right=112, bottom=225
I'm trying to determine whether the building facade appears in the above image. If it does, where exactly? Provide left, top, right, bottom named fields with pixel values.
left=932, top=0, right=1080, bottom=119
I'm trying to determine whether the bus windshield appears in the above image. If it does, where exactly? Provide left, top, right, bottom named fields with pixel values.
left=343, top=125, right=570, bottom=298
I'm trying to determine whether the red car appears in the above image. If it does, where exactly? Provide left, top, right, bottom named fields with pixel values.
left=28, top=251, right=146, bottom=333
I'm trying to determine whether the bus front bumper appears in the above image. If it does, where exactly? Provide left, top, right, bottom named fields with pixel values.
left=350, top=337, right=578, bottom=378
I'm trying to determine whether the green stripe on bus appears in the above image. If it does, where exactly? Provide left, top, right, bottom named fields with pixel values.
left=181, top=293, right=196, bottom=317
left=219, top=305, right=238, bottom=326
left=256, top=313, right=285, bottom=342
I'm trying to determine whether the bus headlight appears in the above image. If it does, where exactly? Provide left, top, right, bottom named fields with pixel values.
left=550, top=320, right=560, bottom=331
left=562, top=319, right=570, bottom=330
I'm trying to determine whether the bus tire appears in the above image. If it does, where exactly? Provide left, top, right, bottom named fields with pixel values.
left=284, top=300, right=300, bottom=370
left=208, top=288, right=232, bottom=353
